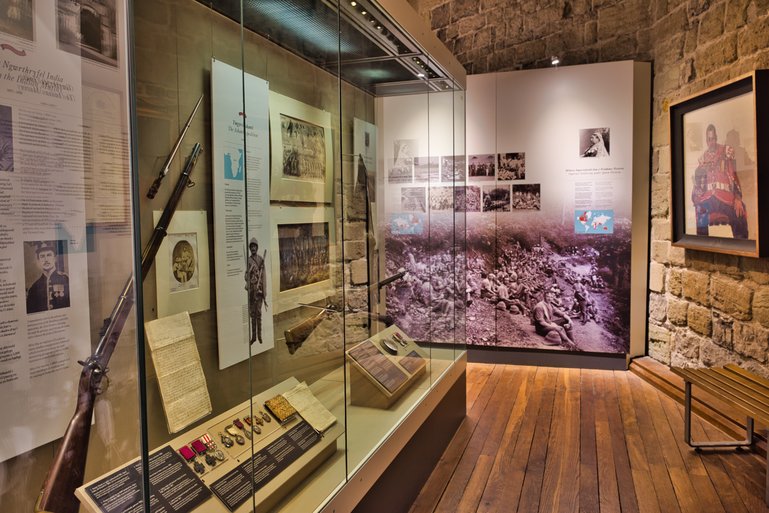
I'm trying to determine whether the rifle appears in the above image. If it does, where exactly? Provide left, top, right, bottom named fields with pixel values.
left=35, top=143, right=203, bottom=513
left=146, top=94, right=204, bottom=199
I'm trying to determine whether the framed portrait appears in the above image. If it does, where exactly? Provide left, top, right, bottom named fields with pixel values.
left=670, top=71, right=769, bottom=257
left=153, top=210, right=210, bottom=317
left=269, top=92, right=333, bottom=203
left=270, top=205, right=336, bottom=313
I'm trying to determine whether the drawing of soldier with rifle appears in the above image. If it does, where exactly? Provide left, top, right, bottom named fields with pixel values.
left=245, top=237, right=268, bottom=343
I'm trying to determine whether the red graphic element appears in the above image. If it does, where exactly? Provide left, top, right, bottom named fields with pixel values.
left=238, top=112, right=246, bottom=118
left=603, top=227, right=608, bottom=230
left=578, top=212, right=588, bottom=222
left=0, top=44, right=26, bottom=56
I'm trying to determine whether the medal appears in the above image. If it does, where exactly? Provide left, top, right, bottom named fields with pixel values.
left=205, top=453, right=216, bottom=466
left=178, top=445, right=195, bottom=462
left=261, top=411, right=272, bottom=423
left=225, top=425, right=239, bottom=436
left=253, top=414, right=264, bottom=426
left=233, top=418, right=244, bottom=430
left=253, top=424, right=262, bottom=435
left=214, top=449, right=225, bottom=461
left=191, top=439, right=208, bottom=454
left=193, top=459, right=205, bottom=474
left=234, top=434, right=245, bottom=445
left=219, top=432, right=234, bottom=448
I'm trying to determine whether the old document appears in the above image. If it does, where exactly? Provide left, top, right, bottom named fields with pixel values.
left=282, top=382, right=336, bottom=433
left=145, top=311, right=212, bottom=433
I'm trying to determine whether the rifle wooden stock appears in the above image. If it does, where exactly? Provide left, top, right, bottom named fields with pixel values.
left=36, top=143, right=202, bottom=513
left=284, top=309, right=326, bottom=346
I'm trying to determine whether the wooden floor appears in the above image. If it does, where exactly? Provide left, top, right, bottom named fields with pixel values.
left=410, top=363, right=769, bottom=513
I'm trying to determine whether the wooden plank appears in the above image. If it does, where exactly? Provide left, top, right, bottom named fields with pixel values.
left=477, top=366, right=556, bottom=513
left=516, top=367, right=559, bottom=512
left=726, top=364, right=769, bottom=390
left=594, top=371, right=621, bottom=513
left=455, top=454, right=494, bottom=513
left=579, top=370, right=599, bottom=513
left=674, top=369, right=769, bottom=426
left=556, top=368, right=580, bottom=513
left=714, top=368, right=769, bottom=401
left=602, top=370, right=640, bottom=513
left=537, top=369, right=569, bottom=513
left=626, top=372, right=682, bottom=513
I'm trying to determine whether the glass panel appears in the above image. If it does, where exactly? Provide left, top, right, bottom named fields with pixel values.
left=0, top=1, right=140, bottom=511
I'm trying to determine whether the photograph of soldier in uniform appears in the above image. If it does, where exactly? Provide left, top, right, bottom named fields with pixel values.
left=0, top=104, right=13, bottom=172
left=401, top=186, right=426, bottom=212
left=280, top=114, right=327, bottom=181
left=414, top=156, right=439, bottom=183
left=170, top=235, right=198, bottom=292
left=497, top=152, right=525, bottom=180
left=57, top=0, right=119, bottom=67
left=25, top=240, right=70, bottom=314
left=429, top=186, right=454, bottom=211
left=244, top=238, right=267, bottom=343
left=0, top=0, right=32, bottom=41
left=455, top=185, right=480, bottom=212
left=440, top=155, right=466, bottom=182
left=482, top=185, right=511, bottom=212
left=468, top=154, right=495, bottom=180
left=278, top=222, right=330, bottom=292
left=580, top=127, right=610, bottom=157
left=512, top=184, right=541, bottom=210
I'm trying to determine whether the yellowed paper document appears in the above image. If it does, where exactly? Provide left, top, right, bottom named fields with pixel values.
left=282, top=382, right=336, bottom=433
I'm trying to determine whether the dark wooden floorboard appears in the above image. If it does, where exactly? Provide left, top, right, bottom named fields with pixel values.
left=412, top=364, right=769, bottom=513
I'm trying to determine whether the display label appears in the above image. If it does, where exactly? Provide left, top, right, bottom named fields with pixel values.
left=348, top=340, right=408, bottom=393
left=209, top=420, right=320, bottom=512
left=84, top=446, right=212, bottom=513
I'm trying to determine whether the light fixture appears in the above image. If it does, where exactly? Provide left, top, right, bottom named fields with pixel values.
left=417, top=73, right=425, bottom=78
left=551, top=55, right=560, bottom=66
left=350, top=1, right=356, bottom=5
left=361, top=10, right=367, bottom=15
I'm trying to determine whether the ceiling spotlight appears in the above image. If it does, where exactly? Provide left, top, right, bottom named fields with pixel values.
left=417, top=73, right=425, bottom=78
left=350, top=1, right=356, bottom=5
left=361, top=10, right=367, bottom=15
left=551, top=55, right=560, bottom=66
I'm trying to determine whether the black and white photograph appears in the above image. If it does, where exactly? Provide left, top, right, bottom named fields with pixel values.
left=468, top=154, right=495, bottom=180
left=455, top=185, right=480, bottom=212
left=24, top=240, right=70, bottom=315
left=169, top=234, right=199, bottom=292
left=512, top=184, right=541, bottom=210
left=441, top=155, right=466, bottom=182
left=464, top=216, right=630, bottom=353
left=429, top=186, right=454, bottom=211
left=497, top=152, right=525, bottom=180
left=278, top=222, right=330, bottom=292
left=394, top=139, right=418, bottom=168
left=388, top=161, right=413, bottom=183
left=280, top=114, right=327, bottom=181
left=0, top=0, right=32, bottom=41
left=414, top=156, right=439, bottom=182
left=580, top=127, right=610, bottom=157
left=0, top=104, right=13, bottom=172
left=57, top=0, right=119, bottom=67
left=482, top=185, right=511, bottom=212
left=401, top=186, right=426, bottom=212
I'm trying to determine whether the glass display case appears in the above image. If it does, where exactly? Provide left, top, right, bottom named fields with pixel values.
left=0, top=1, right=465, bottom=512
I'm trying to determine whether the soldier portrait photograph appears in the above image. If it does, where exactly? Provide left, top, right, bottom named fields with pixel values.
left=25, top=240, right=70, bottom=314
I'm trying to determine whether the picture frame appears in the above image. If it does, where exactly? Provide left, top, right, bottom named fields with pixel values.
left=670, top=70, right=769, bottom=257
left=270, top=205, right=336, bottom=314
left=269, top=92, right=333, bottom=203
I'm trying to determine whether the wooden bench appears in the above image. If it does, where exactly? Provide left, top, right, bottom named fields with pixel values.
left=671, top=364, right=769, bottom=504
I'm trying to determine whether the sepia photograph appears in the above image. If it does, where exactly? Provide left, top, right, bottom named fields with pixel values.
left=441, top=155, right=466, bottom=182
left=57, top=0, right=119, bottom=67
left=482, top=185, right=511, bottom=212
left=401, top=186, right=426, bottom=212
left=513, top=184, right=541, bottom=210
left=24, top=240, right=70, bottom=314
left=278, top=221, right=330, bottom=292
left=497, top=152, right=525, bottom=180
left=455, top=185, right=480, bottom=212
left=0, top=0, right=32, bottom=41
left=414, top=156, right=439, bottom=182
left=468, top=154, right=496, bottom=180
left=280, top=113, right=327, bottom=182
left=580, top=127, right=610, bottom=157
left=429, top=186, right=454, bottom=211
left=0, top=104, right=13, bottom=172
left=169, top=234, right=199, bottom=293
left=388, top=159, right=413, bottom=183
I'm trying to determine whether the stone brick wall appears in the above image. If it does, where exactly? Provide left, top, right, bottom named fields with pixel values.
left=411, top=0, right=769, bottom=375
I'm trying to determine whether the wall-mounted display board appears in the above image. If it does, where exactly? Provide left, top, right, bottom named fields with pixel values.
left=381, top=61, right=650, bottom=357
left=75, top=378, right=340, bottom=513
left=346, top=325, right=427, bottom=409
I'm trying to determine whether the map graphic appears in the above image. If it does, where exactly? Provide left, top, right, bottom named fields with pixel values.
left=224, top=148, right=244, bottom=180
left=574, top=209, right=614, bottom=234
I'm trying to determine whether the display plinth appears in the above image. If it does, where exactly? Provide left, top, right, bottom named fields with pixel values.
left=346, top=326, right=427, bottom=409
left=75, top=378, right=340, bottom=513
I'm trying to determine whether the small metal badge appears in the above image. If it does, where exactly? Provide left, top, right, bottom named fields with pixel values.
left=193, top=459, right=205, bottom=474
left=205, top=453, right=216, bottom=466
left=234, top=434, right=245, bottom=445
left=219, top=432, right=234, bottom=448
left=261, top=411, right=272, bottom=423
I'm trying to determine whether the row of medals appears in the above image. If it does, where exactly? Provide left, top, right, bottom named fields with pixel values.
left=178, top=410, right=273, bottom=475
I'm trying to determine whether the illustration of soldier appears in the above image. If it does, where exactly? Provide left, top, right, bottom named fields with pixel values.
left=245, top=238, right=268, bottom=343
